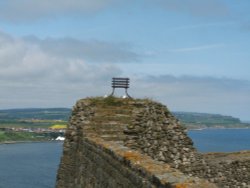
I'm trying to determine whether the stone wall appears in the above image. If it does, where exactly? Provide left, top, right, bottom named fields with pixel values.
left=56, top=97, right=249, bottom=188
left=123, top=100, right=207, bottom=175
left=204, top=152, right=250, bottom=187
left=56, top=135, right=215, bottom=188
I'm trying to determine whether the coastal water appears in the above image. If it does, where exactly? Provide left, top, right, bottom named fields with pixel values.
left=0, top=129, right=250, bottom=188
left=188, top=128, right=250, bottom=152
left=0, top=142, right=63, bottom=188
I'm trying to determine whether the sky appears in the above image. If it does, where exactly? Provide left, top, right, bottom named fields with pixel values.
left=0, top=0, right=250, bottom=121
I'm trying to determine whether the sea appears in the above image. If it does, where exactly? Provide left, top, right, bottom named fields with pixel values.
left=188, top=128, right=250, bottom=152
left=0, top=129, right=250, bottom=188
left=0, top=142, right=63, bottom=188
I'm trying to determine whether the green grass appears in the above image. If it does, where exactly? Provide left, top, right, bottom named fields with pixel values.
left=0, top=131, right=34, bottom=142
left=0, top=108, right=71, bottom=129
left=0, top=131, right=64, bottom=143
left=88, top=96, right=127, bottom=106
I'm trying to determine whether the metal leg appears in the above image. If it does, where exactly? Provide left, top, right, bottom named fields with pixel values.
left=125, top=88, right=132, bottom=99
left=109, top=88, right=115, bottom=97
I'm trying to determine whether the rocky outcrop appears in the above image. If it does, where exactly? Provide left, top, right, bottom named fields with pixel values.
left=56, top=97, right=249, bottom=188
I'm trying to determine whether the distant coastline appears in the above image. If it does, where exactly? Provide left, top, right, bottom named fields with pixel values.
left=189, top=127, right=250, bottom=131
left=0, top=108, right=249, bottom=143
left=173, top=111, right=250, bottom=130
left=0, top=140, right=64, bottom=145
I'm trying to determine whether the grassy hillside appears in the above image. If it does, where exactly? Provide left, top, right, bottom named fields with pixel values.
left=173, top=112, right=250, bottom=129
left=0, top=131, right=64, bottom=142
left=0, top=108, right=71, bottom=120
left=0, top=108, right=71, bottom=128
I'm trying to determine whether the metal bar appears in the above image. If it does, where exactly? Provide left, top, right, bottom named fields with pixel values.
left=112, top=85, right=129, bottom=87
left=112, top=81, right=129, bottom=83
left=112, top=84, right=129, bottom=86
left=112, top=80, right=129, bottom=83
left=112, top=77, right=129, bottom=80
left=112, top=83, right=129, bottom=86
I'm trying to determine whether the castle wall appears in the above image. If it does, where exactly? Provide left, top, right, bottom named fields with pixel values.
left=56, top=97, right=249, bottom=188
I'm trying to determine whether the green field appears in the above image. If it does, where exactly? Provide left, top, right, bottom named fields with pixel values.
left=0, top=131, right=61, bottom=142
left=0, top=108, right=69, bottom=142
left=0, top=108, right=70, bottom=128
left=173, top=112, right=250, bottom=129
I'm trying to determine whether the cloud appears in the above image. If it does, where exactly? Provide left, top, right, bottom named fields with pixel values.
left=170, top=22, right=236, bottom=31
left=1, top=32, right=249, bottom=120
left=0, top=0, right=123, bottom=22
left=0, top=32, right=137, bottom=82
left=131, top=75, right=250, bottom=120
left=168, top=44, right=225, bottom=52
left=0, top=0, right=229, bottom=22
left=134, top=75, right=250, bottom=98
left=0, top=31, right=249, bottom=120
left=0, top=31, right=131, bottom=108
left=24, top=36, right=139, bottom=63
left=149, top=0, right=229, bottom=17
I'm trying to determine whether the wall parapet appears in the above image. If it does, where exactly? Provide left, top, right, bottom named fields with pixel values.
left=56, top=133, right=215, bottom=188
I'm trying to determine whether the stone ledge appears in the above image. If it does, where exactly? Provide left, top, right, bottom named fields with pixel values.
left=86, top=134, right=217, bottom=188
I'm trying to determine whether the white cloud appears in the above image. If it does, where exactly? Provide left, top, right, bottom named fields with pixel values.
left=0, top=32, right=137, bottom=82
left=168, top=44, right=225, bottom=52
left=131, top=75, right=250, bottom=120
left=0, top=31, right=249, bottom=120
left=24, top=37, right=139, bottom=63
left=0, top=31, right=127, bottom=108
left=0, top=0, right=123, bottom=22
left=0, top=0, right=229, bottom=22
left=170, top=22, right=236, bottom=31
left=149, top=0, right=229, bottom=17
